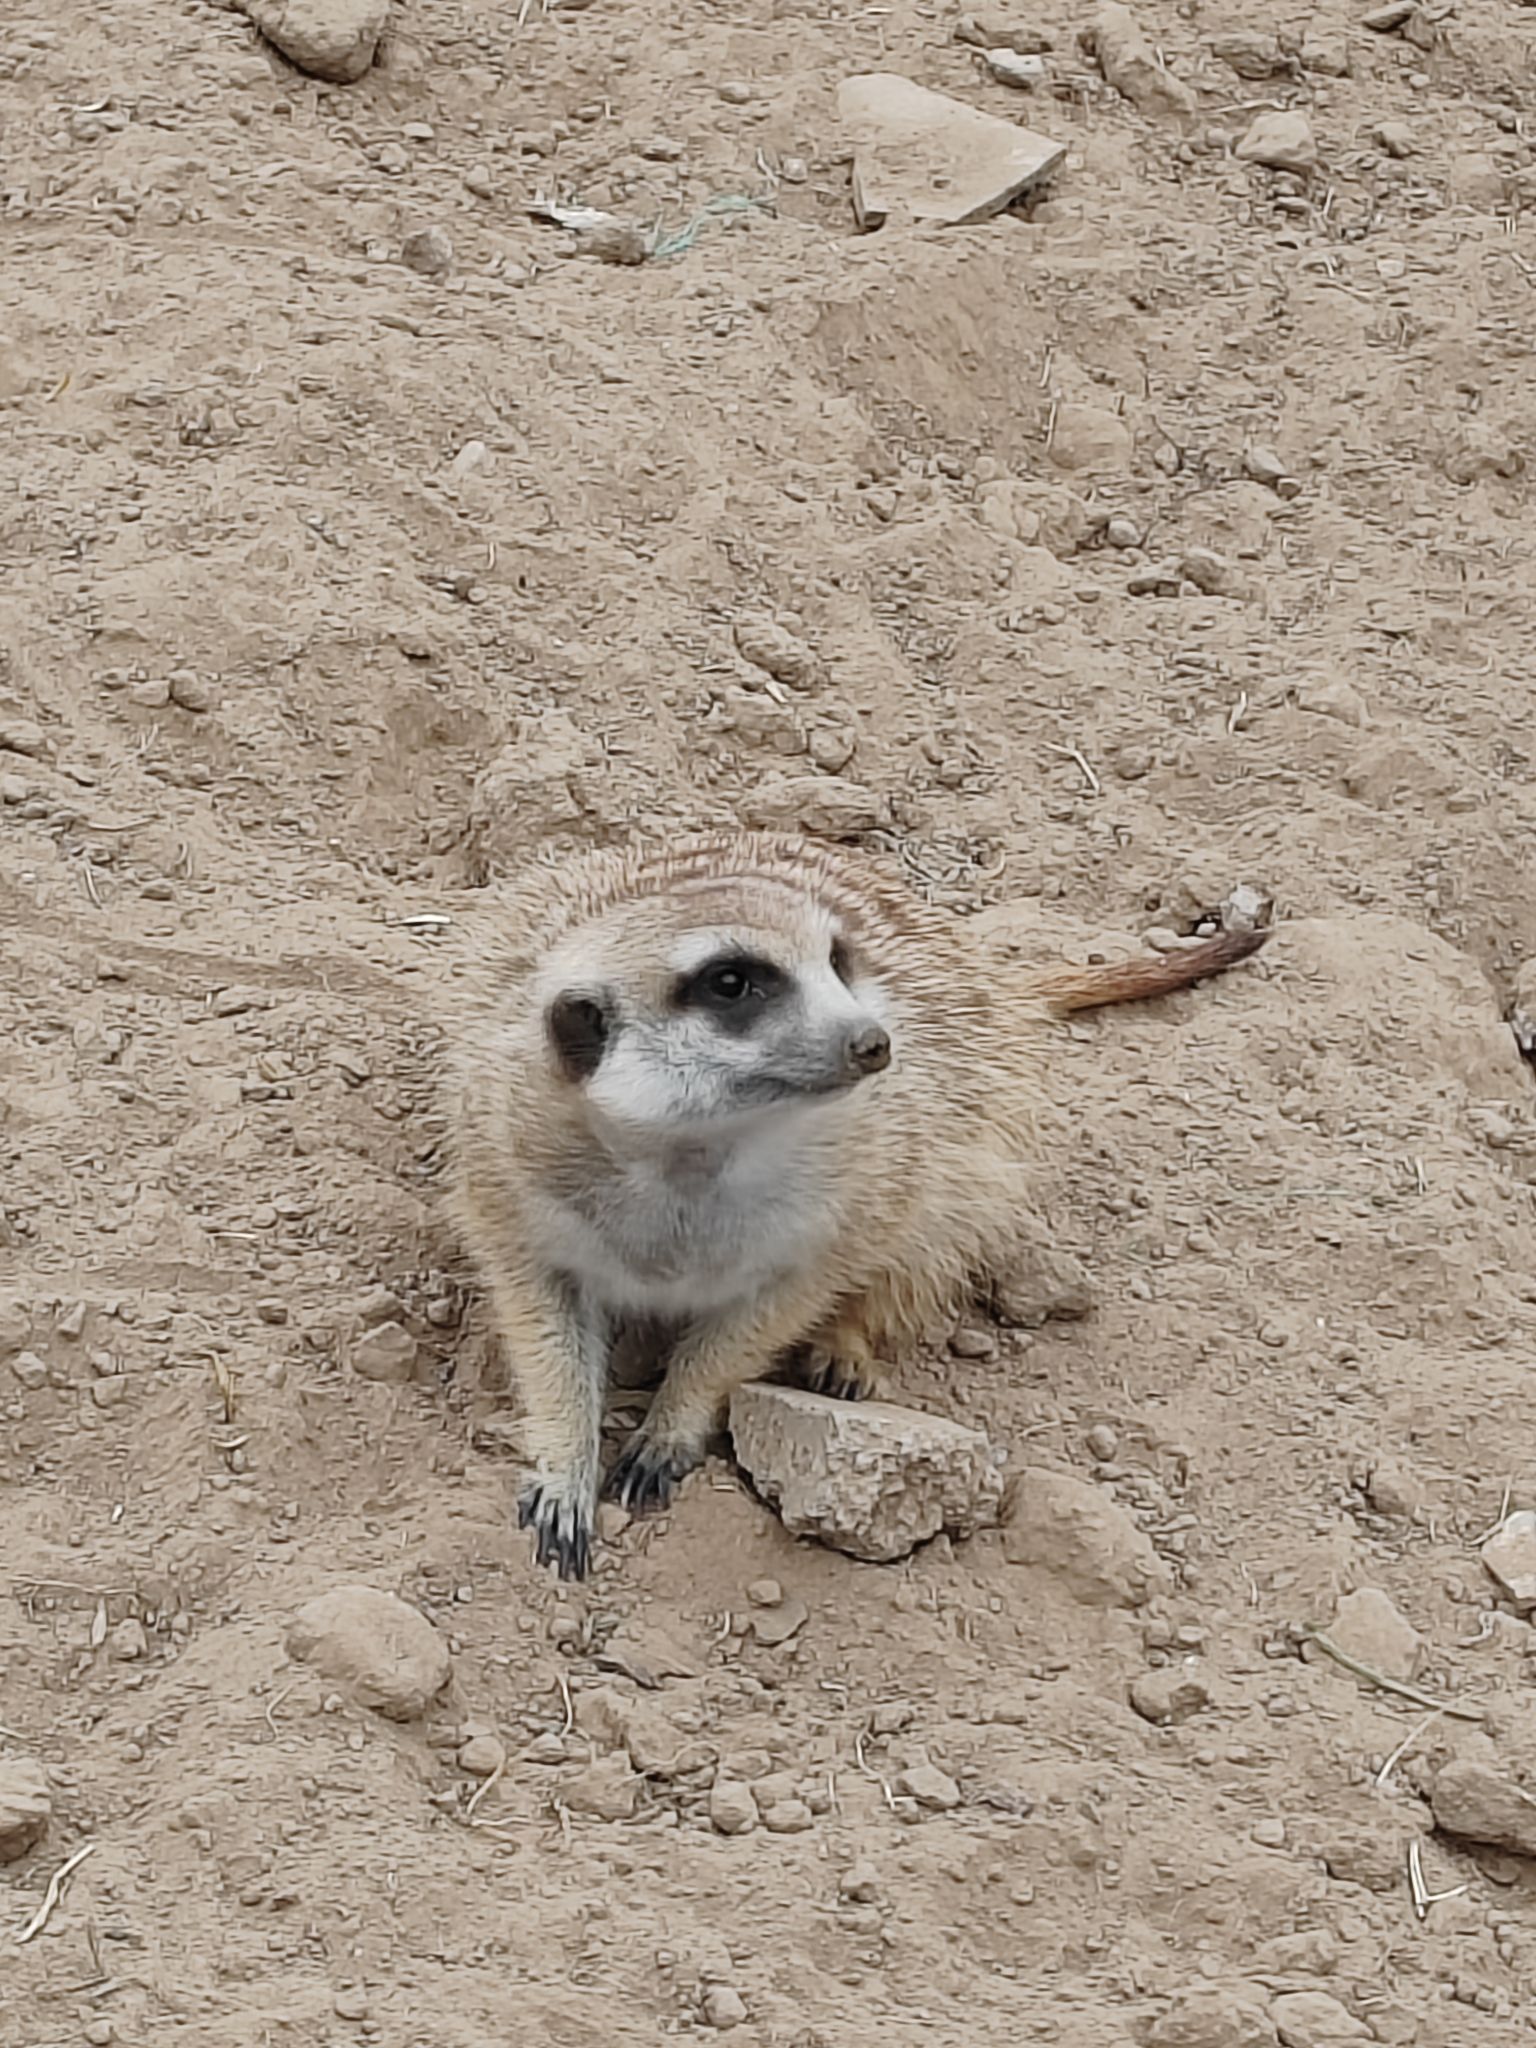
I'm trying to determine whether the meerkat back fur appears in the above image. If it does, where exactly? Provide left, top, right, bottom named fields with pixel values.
left=446, top=831, right=1268, bottom=1579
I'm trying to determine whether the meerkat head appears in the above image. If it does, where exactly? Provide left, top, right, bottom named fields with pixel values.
left=535, top=880, right=893, bottom=1135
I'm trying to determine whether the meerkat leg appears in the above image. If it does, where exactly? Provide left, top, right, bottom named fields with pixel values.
left=483, top=1259, right=610, bottom=1581
left=798, top=1300, right=885, bottom=1403
left=605, top=1283, right=828, bottom=1513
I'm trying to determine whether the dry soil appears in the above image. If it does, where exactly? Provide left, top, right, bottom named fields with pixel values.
left=5, top=1, right=1536, bottom=2044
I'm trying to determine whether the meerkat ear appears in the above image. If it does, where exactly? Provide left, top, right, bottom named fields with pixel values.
left=546, top=991, right=611, bottom=1082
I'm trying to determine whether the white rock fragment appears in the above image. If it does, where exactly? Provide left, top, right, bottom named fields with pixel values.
left=729, top=1384, right=1004, bottom=1563
left=0, top=1760, right=51, bottom=1863
left=984, top=50, right=1046, bottom=88
left=837, top=73, right=1065, bottom=230
left=1482, top=1510, right=1536, bottom=1612
left=701, top=1986, right=748, bottom=2031
left=239, top=0, right=388, bottom=84
left=1219, top=883, right=1272, bottom=935
left=1235, top=111, right=1318, bottom=173
left=1431, top=1759, right=1536, bottom=1858
left=895, top=1761, right=961, bottom=1810
left=286, top=1585, right=451, bottom=1720
left=1003, top=1468, right=1170, bottom=1608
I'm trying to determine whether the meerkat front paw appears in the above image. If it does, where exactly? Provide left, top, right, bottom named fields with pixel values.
left=603, top=1432, right=701, bottom=1514
left=518, top=1478, right=594, bottom=1581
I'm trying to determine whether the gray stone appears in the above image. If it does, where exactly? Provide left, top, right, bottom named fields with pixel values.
left=286, top=1585, right=451, bottom=1720
left=1130, top=1664, right=1211, bottom=1725
left=350, top=1320, right=418, bottom=1383
left=708, top=1781, right=759, bottom=1836
left=730, top=1384, right=1004, bottom=1563
left=1268, top=1991, right=1369, bottom=2046
left=401, top=226, right=453, bottom=278
left=838, top=73, right=1065, bottom=230
left=1148, top=1987, right=1279, bottom=2048
left=240, top=0, right=388, bottom=83
left=562, top=1755, right=642, bottom=1821
left=1083, top=4, right=1196, bottom=117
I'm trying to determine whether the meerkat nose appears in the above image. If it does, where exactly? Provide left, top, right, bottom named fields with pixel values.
left=845, top=1023, right=892, bottom=1076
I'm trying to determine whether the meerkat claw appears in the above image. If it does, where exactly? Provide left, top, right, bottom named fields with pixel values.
left=604, top=1438, right=695, bottom=1515
left=518, top=1482, right=593, bottom=1581
left=800, top=1346, right=875, bottom=1403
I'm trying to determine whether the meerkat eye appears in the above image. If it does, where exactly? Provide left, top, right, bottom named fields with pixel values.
left=675, top=954, right=785, bottom=1016
left=830, top=936, right=855, bottom=987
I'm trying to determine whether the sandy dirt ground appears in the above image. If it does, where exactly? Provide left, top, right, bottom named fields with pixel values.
left=6, top=0, right=1536, bottom=2042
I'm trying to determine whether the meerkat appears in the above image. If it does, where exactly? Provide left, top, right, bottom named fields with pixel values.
left=446, top=831, right=1268, bottom=1580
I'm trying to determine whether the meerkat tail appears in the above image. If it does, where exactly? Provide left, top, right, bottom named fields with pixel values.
left=1025, top=926, right=1271, bottom=1017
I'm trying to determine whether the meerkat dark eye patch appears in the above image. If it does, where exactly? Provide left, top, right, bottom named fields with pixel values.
left=830, top=935, right=855, bottom=987
left=546, top=992, right=611, bottom=1081
left=673, top=953, right=787, bottom=1030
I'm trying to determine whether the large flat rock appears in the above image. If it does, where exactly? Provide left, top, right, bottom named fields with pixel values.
left=838, top=73, right=1065, bottom=229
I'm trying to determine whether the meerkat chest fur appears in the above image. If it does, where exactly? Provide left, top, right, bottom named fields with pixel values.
left=530, top=1107, right=858, bottom=1319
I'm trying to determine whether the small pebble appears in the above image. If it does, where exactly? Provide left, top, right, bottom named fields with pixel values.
left=333, top=1989, right=370, bottom=2023
left=701, top=1986, right=748, bottom=2031
left=761, top=1798, right=814, bottom=1833
left=709, top=1781, right=759, bottom=1836
left=895, top=1762, right=961, bottom=1812
left=949, top=1325, right=998, bottom=1360
left=458, top=1733, right=506, bottom=1778
left=401, top=226, right=454, bottom=277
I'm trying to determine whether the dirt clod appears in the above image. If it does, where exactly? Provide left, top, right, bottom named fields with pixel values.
left=1268, top=1991, right=1369, bottom=2046
left=1003, top=1469, right=1169, bottom=1608
left=286, top=1587, right=451, bottom=1720
left=1313, top=1587, right=1422, bottom=1683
